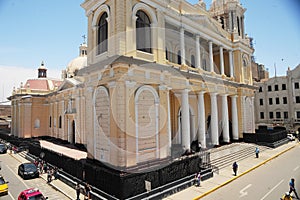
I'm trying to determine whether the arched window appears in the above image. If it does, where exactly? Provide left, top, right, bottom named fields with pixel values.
left=136, top=10, right=152, bottom=53
left=98, top=12, right=108, bottom=55
left=59, top=116, right=62, bottom=129
left=177, top=50, right=181, bottom=65
left=191, top=55, right=195, bottom=68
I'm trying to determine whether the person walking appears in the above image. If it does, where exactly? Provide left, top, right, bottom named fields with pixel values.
left=196, top=172, right=201, bottom=186
left=75, top=183, right=81, bottom=200
left=289, top=178, right=299, bottom=199
left=84, top=183, right=91, bottom=200
left=232, top=162, right=238, bottom=176
left=255, top=147, right=260, bottom=158
left=47, top=168, right=52, bottom=183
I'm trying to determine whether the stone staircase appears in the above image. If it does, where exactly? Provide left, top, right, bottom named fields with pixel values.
left=208, top=143, right=269, bottom=172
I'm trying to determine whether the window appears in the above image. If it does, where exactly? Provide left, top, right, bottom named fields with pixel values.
left=282, top=84, right=286, bottom=90
left=297, top=111, right=300, bottom=119
left=284, top=112, right=288, bottom=119
left=276, top=97, right=280, bottom=104
left=191, top=55, right=195, bottom=68
left=136, top=10, right=152, bottom=53
left=59, top=116, right=62, bottom=129
left=283, top=97, right=287, bottom=104
left=268, top=85, right=272, bottom=91
left=260, top=99, right=264, bottom=106
left=296, top=96, right=300, bottom=103
left=259, top=87, right=263, bottom=92
left=269, top=112, right=274, bottom=119
left=269, top=98, right=273, bottom=105
left=49, top=117, right=52, bottom=128
left=260, top=112, right=264, bottom=119
left=98, top=12, right=108, bottom=55
left=276, top=112, right=281, bottom=119
left=275, top=85, right=278, bottom=91
left=295, top=82, right=299, bottom=89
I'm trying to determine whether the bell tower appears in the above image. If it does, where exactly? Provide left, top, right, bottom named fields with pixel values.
left=209, top=0, right=246, bottom=38
left=38, top=61, right=47, bottom=78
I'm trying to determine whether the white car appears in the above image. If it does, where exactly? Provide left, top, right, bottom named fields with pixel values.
left=287, top=134, right=295, bottom=141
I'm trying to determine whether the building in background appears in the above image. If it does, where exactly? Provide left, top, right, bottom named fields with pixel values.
left=9, top=0, right=255, bottom=169
left=255, top=64, right=300, bottom=132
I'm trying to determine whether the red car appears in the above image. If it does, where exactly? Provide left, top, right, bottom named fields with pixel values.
left=18, top=188, right=48, bottom=200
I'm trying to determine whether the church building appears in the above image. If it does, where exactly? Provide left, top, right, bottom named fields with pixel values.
left=9, top=0, right=255, bottom=170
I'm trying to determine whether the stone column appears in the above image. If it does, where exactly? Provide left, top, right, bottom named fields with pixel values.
left=229, top=50, right=234, bottom=77
left=181, top=89, right=190, bottom=150
left=209, top=41, right=214, bottom=73
left=167, top=87, right=172, bottom=154
left=196, top=35, right=202, bottom=69
left=180, top=27, right=186, bottom=65
left=220, top=46, right=224, bottom=75
left=197, top=91, right=206, bottom=148
left=231, top=95, right=239, bottom=140
left=210, top=93, right=219, bottom=145
left=221, top=94, right=230, bottom=142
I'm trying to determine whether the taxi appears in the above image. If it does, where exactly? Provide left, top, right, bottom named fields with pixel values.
left=0, top=175, right=8, bottom=196
left=18, top=188, right=48, bottom=200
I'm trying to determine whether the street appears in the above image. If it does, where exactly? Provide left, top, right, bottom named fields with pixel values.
left=201, top=144, right=300, bottom=200
left=0, top=152, right=67, bottom=199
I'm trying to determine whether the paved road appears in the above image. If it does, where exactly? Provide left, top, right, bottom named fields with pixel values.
left=201, top=144, right=300, bottom=200
left=0, top=152, right=67, bottom=200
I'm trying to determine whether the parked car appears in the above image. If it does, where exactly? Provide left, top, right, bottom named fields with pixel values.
left=287, top=133, right=295, bottom=141
left=0, top=175, right=9, bottom=196
left=18, top=188, right=48, bottom=200
left=0, top=144, right=7, bottom=154
left=18, top=163, right=39, bottom=180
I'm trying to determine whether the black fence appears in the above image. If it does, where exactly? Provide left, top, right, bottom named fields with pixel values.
left=243, top=127, right=288, bottom=146
left=0, top=130, right=212, bottom=200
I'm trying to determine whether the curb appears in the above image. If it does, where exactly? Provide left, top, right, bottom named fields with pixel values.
left=193, top=143, right=299, bottom=200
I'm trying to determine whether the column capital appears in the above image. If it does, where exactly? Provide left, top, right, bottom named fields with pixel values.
left=220, top=93, right=228, bottom=97
left=197, top=91, right=206, bottom=95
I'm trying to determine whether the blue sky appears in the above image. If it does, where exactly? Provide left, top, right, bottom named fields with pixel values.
left=0, top=0, right=300, bottom=103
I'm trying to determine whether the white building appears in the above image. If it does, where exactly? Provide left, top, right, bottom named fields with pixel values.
left=255, top=64, right=300, bottom=132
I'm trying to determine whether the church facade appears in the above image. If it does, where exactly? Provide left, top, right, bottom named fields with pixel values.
left=9, top=0, right=255, bottom=169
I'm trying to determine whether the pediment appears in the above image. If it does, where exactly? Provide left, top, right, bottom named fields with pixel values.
left=57, top=78, right=82, bottom=91
left=184, top=14, right=229, bottom=38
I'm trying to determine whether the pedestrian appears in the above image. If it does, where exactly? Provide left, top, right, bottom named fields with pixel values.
left=289, top=178, right=299, bottom=199
left=47, top=168, right=52, bottom=183
left=53, top=167, right=58, bottom=180
left=75, top=183, right=81, bottom=200
left=84, top=183, right=91, bottom=200
left=43, top=162, right=48, bottom=174
left=255, top=147, right=260, bottom=158
left=232, top=161, right=238, bottom=176
left=196, top=172, right=201, bottom=186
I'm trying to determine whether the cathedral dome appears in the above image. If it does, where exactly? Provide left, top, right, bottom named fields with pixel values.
left=66, top=43, right=87, bottom=77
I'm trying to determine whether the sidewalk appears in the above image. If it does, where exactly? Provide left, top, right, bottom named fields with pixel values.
left=10, top=141, right=298, bottom=200
left=10, top=152, right=85, bottom=200
left=164, top=141, right=299, bottom=200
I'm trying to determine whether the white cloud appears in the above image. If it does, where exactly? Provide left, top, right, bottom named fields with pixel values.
left=0, top=65, right=61, bottom=104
